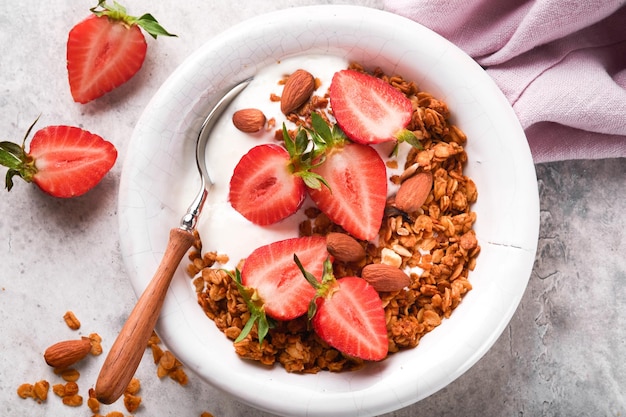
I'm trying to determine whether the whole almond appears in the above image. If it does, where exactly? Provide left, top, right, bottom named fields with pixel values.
left=394, top=171, right=433, bottom=213
left=326, top=232, right=366, bottom=263
left=44, top=337, right=92, bottom=369
left=232, top=108, right=266, bottom=133
left=362, top=263, right=411, bottom=292
left=280, top=69, right=315, bottom=114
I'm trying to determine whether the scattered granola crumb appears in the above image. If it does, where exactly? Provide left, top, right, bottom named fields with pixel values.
left=125, top=377, right=141, bottom=395
left=123, top=377, right=142, bottom=413
left=51, top=378, right=84, bottom=407
left=168, top=367, right=189, bottom=386
left=17, top=383, right=34, bottom=399
left=17, top=380, right=49, bottom=403
left=87, top=396, right=100, bottom=414
left=52, top=383, right=66, bottom=397
left=62, top=381, right=79, bottom=396
left=57, top=368, right=80, bottom=382
left=19, top=320, right=158, bottom=415
left=148, top=330, right=189, bottom=385
left=61, top=393, right=83, bottom=406
left=89, top=332, right=103, bottom=356
left=124, top=393, right=142, bottom=413
left=63, top=311, right=81, bottom=330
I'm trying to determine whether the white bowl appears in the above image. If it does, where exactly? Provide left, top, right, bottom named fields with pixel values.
left=118, top=5, right=539, bottom=417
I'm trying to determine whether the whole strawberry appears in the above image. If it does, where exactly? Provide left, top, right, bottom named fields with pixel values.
left=67, top=1, right=176, bottom=103
left=0, top=119, right=117, bottom=198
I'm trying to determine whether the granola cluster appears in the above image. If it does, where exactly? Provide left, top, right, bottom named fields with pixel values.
left=16, top=312, right=200, bottom=416
left=189, top=63, right=480, bottom=372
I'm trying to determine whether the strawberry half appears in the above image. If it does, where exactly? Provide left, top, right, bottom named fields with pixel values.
left=304, top=114, right=387, bottom=241
left=67, top=1, right=176, bottom=103
left=229, top=143, right=307, bottom=226
left=329, top=69, right=415, bottom=145
left=228, top=237, right=329, bottom=345
left=241, top=236, right=329, bottom=321
left=295, top=256, right=389, bottom=361
left=0, top=121, right=117, bottom=198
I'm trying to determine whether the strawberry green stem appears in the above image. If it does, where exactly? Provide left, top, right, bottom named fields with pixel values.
left=0, top=117, right=40, bottom=191
left=281, top=122, right=329, bottom=190
left=90, top=0, right=177, bottom=39
left=225, top=269, right=273, bottom=345
left=294, top=255, right=337, bottom=320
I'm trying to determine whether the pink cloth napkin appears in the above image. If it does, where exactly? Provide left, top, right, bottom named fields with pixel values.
left=383, top=0, right=626, bottom=163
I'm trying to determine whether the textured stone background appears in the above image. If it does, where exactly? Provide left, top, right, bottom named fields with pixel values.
left=1, top=1, right=624, bottom=416
left=398, top=158, right=626, bottom=417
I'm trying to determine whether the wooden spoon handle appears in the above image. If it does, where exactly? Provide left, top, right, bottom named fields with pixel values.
left=95, top=227, right=195, bottom=404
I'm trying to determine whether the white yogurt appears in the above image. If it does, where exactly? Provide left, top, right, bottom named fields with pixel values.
left=197, top=55, right=414, bottom=269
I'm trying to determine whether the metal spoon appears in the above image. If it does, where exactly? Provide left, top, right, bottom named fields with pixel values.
left=95, top=78, right=252, bottom=404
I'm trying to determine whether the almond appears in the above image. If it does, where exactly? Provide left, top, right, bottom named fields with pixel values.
left=326, top=232, right=366, bottom=263
left=232, top=108, right=266, bottom=133
left=394, top=171, right=433, bottom=213
left=361, top=263, right=411, bottom=292
left=280, top=69, right=315, bottom=114
left=44, top=337, right=92, bottom=369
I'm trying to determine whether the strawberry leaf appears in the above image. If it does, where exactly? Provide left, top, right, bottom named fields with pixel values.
left=90, top=0, right=127, bottom=18
left=294, top=254, right=321, bottom=320
left=0, top=142, right=26, bottom=170
left=90, top=0, right=176, bottom=39
left=0, top=117, right=41, bottom=190
left=294, top=126, right=309, bottom=155
left=256, top=312, right=270, bottom=343
left=226, top=269, right=274, bottom=345
left=135, top=13, right=177, bottom=39
left=282, top=123, right=310, bottom=160
left=280, top=122, right=331, bottom=192
left=321, top=257, right=335, bottom=285
left=294, top=255, right=337, bottom=321
left=296, top=170, right=329, bottom=191
left=237, top=313, right=258, bottom=344
left=396, top=129, right=423, bottom=150
left=5, top=169, right=19, bottom=191
left=311, top=112, right=332, bottom=145
left=0, top=142, right=35, bottom=191
left=293, top=254, right=321, bottom=289
left=308, top=112, right=347, bottom=149
left=282, top=124, right=296, bottom=158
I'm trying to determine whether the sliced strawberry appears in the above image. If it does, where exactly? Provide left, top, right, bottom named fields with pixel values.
left=329, top=69, right=413, bottom=145
left=307, top=142, right=387, bottom=241
left=295, top=257, right=388, bottom=361
left=229, top=143, right=306, bottom=226
left=0, top=122, right=117, bottom=198
left=67, top=1, right=175, bottom=103
left=240, top=236, right=329, bottom=321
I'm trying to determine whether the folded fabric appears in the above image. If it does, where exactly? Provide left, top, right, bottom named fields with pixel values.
left=383, top=0, right=626, bottom=163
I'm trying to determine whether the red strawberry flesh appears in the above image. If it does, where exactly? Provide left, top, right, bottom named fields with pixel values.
left=229, top=143, right=306, bottom=226
left=308, top=142, right=387, bottom=241
left=67, top=15, right=147, bottom=103
left=241, top=236, right=328, bottom=320
left=329, top=69, right=413, bottom=144
left=312, top=276, right=388, bottom=361
left=29, top=126, right=117, bottom=198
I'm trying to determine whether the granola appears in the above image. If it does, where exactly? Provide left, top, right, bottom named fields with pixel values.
left=190, top=62, right=480, bottom=372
